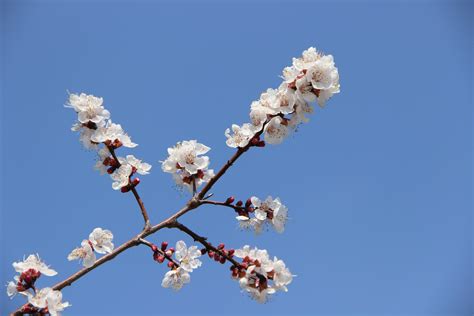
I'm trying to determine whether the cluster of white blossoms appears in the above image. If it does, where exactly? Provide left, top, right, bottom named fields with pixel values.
left=66, top=93, right=152, bottom=191
left=232, top=246, right=293, bottom=303
left=236, top=196, right=288, bottom=234
left=6, top=255, right=70, bottom=315
left=68, top=228, right=114, bottom=268
left=226, top=47, right=340, bottom=147
left=161, top=240, right=202, bottom=291
left=161, top=140, right=214, bottom=192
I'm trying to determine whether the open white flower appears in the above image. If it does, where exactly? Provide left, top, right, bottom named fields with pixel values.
left=13, top=254, right=57, bottom=276
left=118, top=155, right=152, bottom=175
left=249, top=102, right=270, bottom=131
left=317, top=83, right=340, bottom=107
left=161, top=267, right=191, bottom=291
left=67, top=93, right=110, bottom=126
left=68, top=240, right=96, bottom=268
left=174, top=240, right=202, bottom=272
left=110, top=164, right=132, bottom=190
left=162, top=140, right=210, bottom=175
left=264, top=117, right=289, bottom=145
left=26, top=287, right=51, bottom=309
left=271, top=200, right=288, bottom=233
left=89, top=228, right=114, bottom=254
left=91, top=121, right=137, bottom=148
left=305, top=55, right=339, bottom=90
left=272, top=257, right=293, bottom=291
left=94, top=147, right=111, bottom=174
left=6, top=279, right=19, bottom=298
left=225, top=123, right=255, bottom=148
left=25, top=287, right=70, bottom=315
left=45, top=288, right=71, bottom=316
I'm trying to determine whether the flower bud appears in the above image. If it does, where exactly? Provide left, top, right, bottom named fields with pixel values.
left=132, top=178, right=140, bottom=187
left=219, top=256, right=226, bottom=264
left=218, top=243, right=225, bottom=250
left=225, top=196, right=235, bottom=204
left=200, top=248, right=207, bottom=255
left=208, top=251, right=215, bottom=259
left=151, top=244, right=158, bottom=252
left=167, top=262, right=174, bottom=268
left=256, top=141, right=266, bottom=147
left=228, top=249, right=235, bottom=256
left=236, top=200, right=243, bottom=207
left=120, top=186, right=130, bottom=193
left=168, top=247, right=175, bottom=253
left=245, top=199, right=252, bottom=208
left=161, top=241, right=168, bottom=251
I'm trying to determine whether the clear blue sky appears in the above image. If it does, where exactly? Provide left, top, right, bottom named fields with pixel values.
left=1, top=0, right=472, bottom=315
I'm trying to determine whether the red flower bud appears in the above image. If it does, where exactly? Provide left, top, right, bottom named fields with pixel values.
left=157, top=255, right=165, bottom=263
left=208, top=251, right=215, bottom=259
left=132, top=178, right=140, bottom=187
left=256, top=141, right=266, bottom=147
left=218, top=243, right=225, bottom=250
left=219, top=256, right=226, bottom=264
left=167, top=262, right=174, bottom=268
left=200, top=248, right=207, bottom=255
left=121, top=186, right=130, bottom=193
left=225, top=196, right=235, bottom=204
left=151, top=244, right=158, bottom=252
left=228, top=249, right=235, bottom=256
left=245, top=199, right=252, bottom=208
left=168, top=247, right=175, bottom=253
left=236, top=200, right=243, bottom=207
left=161, top=241, right=168, bottom=251
left=214, top=254, right=221, bottom=262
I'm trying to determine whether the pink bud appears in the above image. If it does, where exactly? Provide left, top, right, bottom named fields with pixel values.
left=218, top=243, right=225, bottom=250
left=236, top=200, right=243, bottom=207
left=132, top=178, right=140, bottom=186
left=167, top=262, right=174, bottom=268
left=151, top=244, right=158, bottom=252
left=161, top=241, right=168, bottom=251
left=225, top=196, right=235, bottom=204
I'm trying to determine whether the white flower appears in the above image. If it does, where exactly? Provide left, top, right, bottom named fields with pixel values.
left=161, top=267, right=191, bottom=291
left=271, top=199, right=288, bottom=233
left=45, top=289, right=71, bottom=316
left=249, top=102, right=269, bottom=130
left=6, top=280, right=18, bottom=298
left=67, top=93, right=110, bottom=126
left=264, top=117, right=289, bottom=145
left=94, top=147, right=111, bottom=174
left=13, top=254, right=57, bottom=276
left=162, top=140, right=210, bottom=175
left=78, top=128, right=98, bottom=150
left=225, top=123, right=255, bottom=148
left=27, top=287, right=51, bottom=309
left=118, top=155, right=152, bottom=175
left=110, top=163, right=132, bottom=190
left=89, top=228, right=114, bottom=254
left=295, top=76, right=317, bottom=102
left=91, top=121, right=137, bottom=148
left=317, top=83, right=340, bottom=107
left=305, top=55, right=339, bottom=90
left=68, top=240, right=96, bottom=268
left=26, top=288, right=70, bottom=315
left=171, top=168, right=214, bottom=192
left=292, top=47, right=322, bottom=71
left=272, top=257, right=293, bottom=291
left=174, top=240, right=202, bottom=272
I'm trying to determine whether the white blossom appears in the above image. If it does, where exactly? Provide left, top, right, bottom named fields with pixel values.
left=91, top=121, right=137, bottom=148
left=67, top=93, right=110, bottom=126
left=25, top=287, right=70, bottom=315
left=89, top=228, right=114, bottom=254
left=78, top=127, right=98, bottom=150
left=162, top=140, right=210, bottom=175
left=118, top=155, right=152, bottom=175
left=174, top=240, right=202, bottom=272
left=94, top=147, right=111, bottom=174
left=6, top=280, right=18, bottom=298
left=110, top=163, right=133, bottom=190
left=68, top=240, right=96, bottom=268
left=45, top=289, right=71, bottom=316
left=234, top=246, right=293, bottom=303
left=264, top=117, right=289, bottom=145
left=249, top=102, right=269, bottom=130
left=225, top=123, right=255, bottom=148
left=13, top=254, right=57, bottom=276
left=161, top=267, right=191, bottom=291
left=26, top=287, right=51, bottom=309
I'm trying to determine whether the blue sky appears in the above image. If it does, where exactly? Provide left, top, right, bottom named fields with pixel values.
left=1, top=0, right=472, bottom=315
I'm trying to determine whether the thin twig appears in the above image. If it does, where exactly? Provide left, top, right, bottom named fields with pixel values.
left=200, top=200, right=245, bottom=212
left=138, top=238, right=180, bottom=267
left=171, top=221, right=242, bottom=268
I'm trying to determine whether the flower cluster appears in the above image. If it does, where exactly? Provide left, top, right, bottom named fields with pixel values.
left=160, top=241, right=202, bottom=291
left=161, top=140, right=214, bottom=192
left=232, top=246, right=293, bottom=303
left=6, top=255, right=70, bottom=315
left=68, top=228, right=114, bottom=268
left=226, top=47, right=339, bottom=147
left=225, top=196, right=288, bottom=234
left=66, top=93, right=152, bottom=191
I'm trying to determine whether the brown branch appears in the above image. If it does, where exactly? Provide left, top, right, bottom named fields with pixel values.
left=171, top=221, right=242, bottom=268
left=200, top=200, right=245, bottom=212
left=11, top=122, right=265, bottom=315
